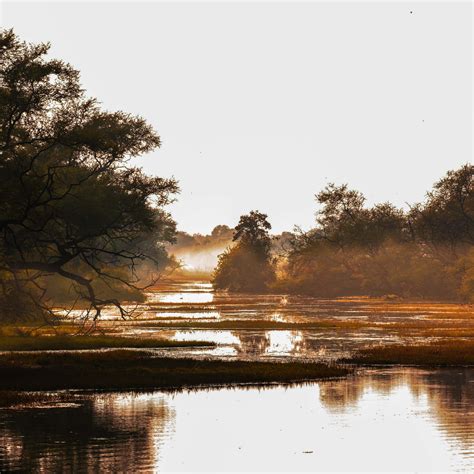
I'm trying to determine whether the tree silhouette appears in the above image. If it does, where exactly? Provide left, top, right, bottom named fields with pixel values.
left=212, top=211, right=275, bottom=292
left=0, top=30, right=178, bottom=322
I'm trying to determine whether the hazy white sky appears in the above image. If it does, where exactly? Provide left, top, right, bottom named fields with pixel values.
left=2, top=1, right=472, bottom=234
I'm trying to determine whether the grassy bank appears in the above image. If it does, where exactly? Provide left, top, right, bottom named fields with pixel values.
left=0, top=350, right=350, bottom=391
left=0, top=335, right=215, bottom=351
left=347, top=340, right=474, bottom=366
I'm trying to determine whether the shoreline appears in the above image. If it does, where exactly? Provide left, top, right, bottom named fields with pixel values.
left=0, top=350, right=351, bottom=393
left=1, top=344, right=474, bottom=395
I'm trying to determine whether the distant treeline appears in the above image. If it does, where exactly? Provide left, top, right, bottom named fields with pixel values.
left=213, top=165, right=474, bottom=301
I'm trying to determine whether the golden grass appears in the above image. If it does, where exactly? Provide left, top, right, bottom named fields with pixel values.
left=0, top=335, right=215, bottom=351
left=135, top=319, right=366, bottom=330
left=347, top=339, right=474, bottom=366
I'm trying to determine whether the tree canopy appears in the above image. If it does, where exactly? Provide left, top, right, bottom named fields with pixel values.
left=0, top=30, right=178, bottom=321
left=409, top=164, right=474, bottom=249
left=282, top=165, right=473, bottom=300
left=314, top=183, right=406, bottom=251
left=212, top=211, right=275, bottom=292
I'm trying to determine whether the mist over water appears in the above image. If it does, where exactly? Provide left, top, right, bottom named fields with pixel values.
left=172, top=247, right=225, bottom=273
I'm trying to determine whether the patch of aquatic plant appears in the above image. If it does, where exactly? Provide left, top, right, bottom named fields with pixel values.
left=0, top=335, right=215, bottom=351
left=346, top=340, right=474, bottom=366
left=0, top=390, right=78, bottom=408
left=137, top=319, right=366, bottom=330
left=0, top=350, right=351, bottom=390
left=146, top=304, right=218, bottom=312
left=0, top=323, right=72, bottom=337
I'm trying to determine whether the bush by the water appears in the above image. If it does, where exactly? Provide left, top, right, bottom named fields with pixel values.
left=212, top=211, right=275, bottom=292
left=212, top=165, right=473, bottom=301
left=279, top=165, right=473, bottom=300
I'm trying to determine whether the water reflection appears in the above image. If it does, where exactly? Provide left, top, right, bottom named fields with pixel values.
left=0, top=393, right=173, bottom=473
left=172, top=329, right=240, bottom=345
left=87, top=280, right=472, bottom=363
left=1, top=368, right=474, bottom=472
left=235, top=331, right=271, bottom=356
left=264, top=330, right=304, bottom=356
left=153, top=310, right=220, bottom=320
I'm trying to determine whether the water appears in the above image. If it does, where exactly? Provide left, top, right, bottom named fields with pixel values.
left=91, top=280, right=474, bottom=362
left=1, top=368, right=474, bottom=472
left=8, top=281, right=472, bottom=471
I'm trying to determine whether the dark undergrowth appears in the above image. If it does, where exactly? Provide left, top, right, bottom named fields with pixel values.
left=0, top=335, right=215, bottom=351
left=346, top=339, right=474, bottom=366
left=0, top=350, right=350, bottom=391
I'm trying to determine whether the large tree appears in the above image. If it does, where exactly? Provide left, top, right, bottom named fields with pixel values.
left=315, top=183, right=407, bottom=251
left=0, top=30, right=178, bottom=322
left=409, top=164, right=474, bottom=252
left=212, top=211, right=275, bottom=292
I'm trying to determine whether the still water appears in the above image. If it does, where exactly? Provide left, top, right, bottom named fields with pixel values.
left=93, top=280, right=474, bottom=362
left=1, top=368, right=474, bottom=472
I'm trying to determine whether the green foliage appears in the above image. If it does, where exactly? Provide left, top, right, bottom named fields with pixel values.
left=233, top=210, right=272, bottom=253
left=409, top=164, right=474, bottom=247
left=282, top=165, right=473, bottom=300
left=315, top=183, right=407, bottom=250
left=0, top=30, right=178, bottom=321
left=212, top=211, right=275, bottom=292
left=212, top=245, right=276, bottom=292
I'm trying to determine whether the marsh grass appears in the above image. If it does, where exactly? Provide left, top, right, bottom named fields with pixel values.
left=0, top=335, right=215, bottom=351
left=0, top=390, right=72, bottom=408
left=135, top=319, right=366, bottom=330
left=347, top=339, right=474, bottom=366
left=0, top=350, right=351, bottom=391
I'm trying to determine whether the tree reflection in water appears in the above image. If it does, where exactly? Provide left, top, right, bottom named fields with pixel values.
left=319, top=368, right=474, bottom=448
left=0, top=393, right=173, bottom=473
left=1, top=368, right=473, bottom=472
left=233, top=330, right=308, bottom=357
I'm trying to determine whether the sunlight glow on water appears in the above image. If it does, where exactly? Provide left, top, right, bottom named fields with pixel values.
left=172, top=330, right=241, bottom=345
left=74, top=279, right=472, bottom=363
left=33, top=281, right=474, bottom=472
left=153, top=311, right=220, bottom=320
left=1, top=368, right=473, bottom=472
left=264, top=330, right=303, bottom=356
left=151, top=291, right=215, bottom=304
